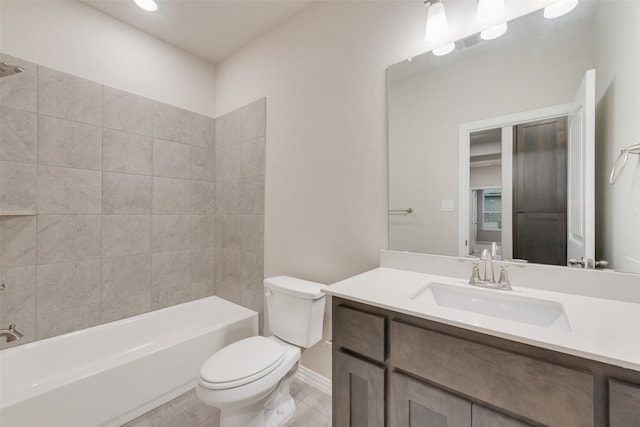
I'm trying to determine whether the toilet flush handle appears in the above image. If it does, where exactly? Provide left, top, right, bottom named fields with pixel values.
left=264, top=289, right=273, bottom=297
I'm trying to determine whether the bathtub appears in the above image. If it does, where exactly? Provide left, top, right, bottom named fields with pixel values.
left=0, top=296, right=258, bottom=427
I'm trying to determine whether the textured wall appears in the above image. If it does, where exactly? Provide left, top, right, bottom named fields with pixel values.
left=0, top=53, right=216, bottom=350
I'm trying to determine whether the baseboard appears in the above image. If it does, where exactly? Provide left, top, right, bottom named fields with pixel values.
left=295, top=365, right=332, bottom=396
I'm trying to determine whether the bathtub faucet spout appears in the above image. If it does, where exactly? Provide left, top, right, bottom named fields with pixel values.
left=1, top=324, right=24, bottom=342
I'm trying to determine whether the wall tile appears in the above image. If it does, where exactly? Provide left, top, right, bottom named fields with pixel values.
left=36, top=304, right=101, bottom=340
left=222, top=248, right=263, bottom=289
left=213, top=215, right=224, bottom=249
left=0, top=54, right=37, bottom=113
left=103, top=86, right=152, bottom=136
left=103, top=129, right=152, bottom=175
left=102, top=215, right=151, bottom=257
left=0, top=215, right=36, bottom=267
left=191, top=279, right=214, bottom=300
left=152, top=215, right=191, bottom=253
left=222, top=215, right=264, bottom=254
left=215, top=144, right=242, bottom=182
left=191, top=146, right=214, bottom=182
left=191, top=215, right=214, bottom=249
left=152, top=177, right=191, bottom=214
left=214, top=109, right=241, bottom=149
left=151, top=250, right=191, bottom=309
left=38, top=166, right=102, bottom=214
left=153, top=102, right=190, bottom=145
left=153, top=139, right=191, bottom=179
left=191, top=181, right=215, bottom=215
left=0, top=161, right=36, bottom=212
left=240, top=176, right=265, bottom=216
left=191, top=112, right=214, bottom=149
left=216, top=180, right=242, bottom=215
left=0, top=107, right=37, bottom=163
left=0, top=265, right=36, bottom=323
left=36, top=260, right=101, bottom=314
left=101, top=254, right=151, bottom=322
left=241, top=137, right=266, bottom=178
left=38, top=66, right=102, bottom=126
left=38, top=65, right=102, bottom=126
left=241, top=98, right=266, bottom=141
left=37, top=115, right=102, bottom=170
left=192, top=247, right=214, bottom=284
left=37, top=215, right=101, bottom=264
left=103, top=172, right=152, bottom=215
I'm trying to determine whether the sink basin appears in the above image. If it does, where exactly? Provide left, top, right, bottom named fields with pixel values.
left=411, top=282, right=570, bottom=330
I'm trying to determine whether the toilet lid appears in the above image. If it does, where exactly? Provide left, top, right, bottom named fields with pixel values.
left=199, top=336, right=286, bottom=389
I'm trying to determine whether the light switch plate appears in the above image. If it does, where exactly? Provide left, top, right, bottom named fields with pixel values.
left=441, top=199, right=455, bottom=212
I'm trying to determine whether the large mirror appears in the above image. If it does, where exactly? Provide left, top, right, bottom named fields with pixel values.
left=388, top=0, right=640, bottom=274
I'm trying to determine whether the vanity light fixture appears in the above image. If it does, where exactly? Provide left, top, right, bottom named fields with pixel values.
left=425, top=0, right=449, bottom=44
left=476, top=0, right=505, bottom=24
left=433, top=42, right=456, bottom=56
left=480, top=22, right=508, bottom=40
left=133, top=0, right=158, bottom=12
left=544, top=0, right=579, bottom=19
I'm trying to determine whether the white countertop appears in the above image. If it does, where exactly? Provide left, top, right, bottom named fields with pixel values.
left=325, top=267, right=640, bottom=371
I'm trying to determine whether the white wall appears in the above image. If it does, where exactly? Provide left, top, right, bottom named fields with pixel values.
left=388, top=18, right=596, bottom=257
left=0, top=1, right=216, bottom=116
left=595, top=1, right=640, bottom=273
left=215, top=1, right=431, bottom=378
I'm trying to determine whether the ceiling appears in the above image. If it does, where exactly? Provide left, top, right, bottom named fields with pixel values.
left=83, top=0, right=313, bottom=65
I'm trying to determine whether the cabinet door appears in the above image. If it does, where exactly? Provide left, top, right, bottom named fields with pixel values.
left=390, top=372, right=471, bottom=427
left=610, top=379, right=640, bottom=427
left=472, top=405, right=533, bottom=427
left=333, top=350, right=385, bottom=427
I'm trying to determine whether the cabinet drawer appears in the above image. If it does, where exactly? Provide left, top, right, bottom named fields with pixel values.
left=334, top=305, right=385, bottom=362
left=390, top=320, right=594, bottom=427
left=609, top=379, right=640, bottom=427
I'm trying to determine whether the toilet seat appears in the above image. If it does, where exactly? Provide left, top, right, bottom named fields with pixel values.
left=199, top=336, right=286, bottom=390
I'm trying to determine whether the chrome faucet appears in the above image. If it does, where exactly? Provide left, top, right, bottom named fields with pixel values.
left=0, top=324, right=24, bottom=343
left=468, top=254, right=512, bottom=291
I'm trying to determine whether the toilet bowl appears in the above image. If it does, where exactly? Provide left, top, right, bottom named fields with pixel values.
left=196, top=276, right=326, bottom=427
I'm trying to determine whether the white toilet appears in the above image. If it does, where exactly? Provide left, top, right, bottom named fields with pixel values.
left=196, top=276, right=327, bottom=427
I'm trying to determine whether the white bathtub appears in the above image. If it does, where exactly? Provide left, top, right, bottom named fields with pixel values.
left=0, top=296, right=258, bottom=427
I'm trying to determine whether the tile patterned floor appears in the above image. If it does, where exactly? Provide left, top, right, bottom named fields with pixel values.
left=284, top=377, right=332, bottom=426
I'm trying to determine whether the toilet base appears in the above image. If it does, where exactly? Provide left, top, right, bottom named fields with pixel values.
left=219, top=364, right=298, bottom=427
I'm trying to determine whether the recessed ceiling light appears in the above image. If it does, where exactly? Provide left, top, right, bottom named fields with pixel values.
left=433, top=42, right=455, bottom=56
left=133, top=0, right=158, bottom=12
left=544, top=0, right=579, bottom=19
left=481, top=22, right=508, bottom=41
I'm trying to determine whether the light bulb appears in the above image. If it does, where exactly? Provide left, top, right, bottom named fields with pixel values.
left=544, top=0, right=579, bottom=19
left=133, top=0, right=158, bottom=12
left=433, top=42, right=456, bottom=56
left=481, top=22, right=508, bottom=41
left=425, top=1, right=449, bottom=44
left=476, top=0, right=505, bottom=24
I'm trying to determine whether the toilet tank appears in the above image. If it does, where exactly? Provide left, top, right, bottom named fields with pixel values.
left=264, top=276, right=326, bottom=348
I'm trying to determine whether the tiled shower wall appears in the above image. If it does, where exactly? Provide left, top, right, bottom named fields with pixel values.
left=0, top=52, right=266, bottom=353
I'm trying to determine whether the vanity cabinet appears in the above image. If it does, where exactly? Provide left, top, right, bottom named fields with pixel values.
left=609, top=379, right=640, bottom=427
left=332, top=297, right=640, bottom=427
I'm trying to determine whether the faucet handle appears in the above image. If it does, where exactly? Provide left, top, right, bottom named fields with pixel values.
left=497, top=266, right=512, bottom=290
left=469, top=261, right=481, bottom=285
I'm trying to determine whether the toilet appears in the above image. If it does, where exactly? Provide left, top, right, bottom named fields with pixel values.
left=196, top=276, right=327, bottom=427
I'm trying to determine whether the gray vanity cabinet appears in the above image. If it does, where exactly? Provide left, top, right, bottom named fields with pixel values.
left=332, top=297, right=640, bottom=427
left=333, top=304, right=386, bottom=427
left=390, top=372, right=471, bottom=427
left=609, top=379, right=640, bottom=427
left=334, top=350, right=385, bottom=427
